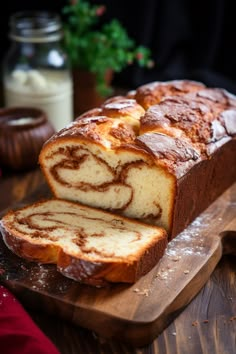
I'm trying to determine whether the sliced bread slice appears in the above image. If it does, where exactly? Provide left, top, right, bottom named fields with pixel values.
left=0, top=199, right=167, bottom=286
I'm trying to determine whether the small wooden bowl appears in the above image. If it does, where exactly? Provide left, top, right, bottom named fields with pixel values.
left=0, top=107, right=55, bottom=171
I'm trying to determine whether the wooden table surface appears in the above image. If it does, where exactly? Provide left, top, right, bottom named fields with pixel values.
left=0, top=167, right=235, bottom=354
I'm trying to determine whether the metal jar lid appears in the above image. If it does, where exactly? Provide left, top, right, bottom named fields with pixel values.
left=9, top=11, right=63, bottom=43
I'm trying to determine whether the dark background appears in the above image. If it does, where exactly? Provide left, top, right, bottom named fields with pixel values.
left=1, top=0, right=236, bottom=94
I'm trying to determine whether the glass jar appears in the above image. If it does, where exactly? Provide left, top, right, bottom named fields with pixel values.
left=2, top=11, right=73, bottom=131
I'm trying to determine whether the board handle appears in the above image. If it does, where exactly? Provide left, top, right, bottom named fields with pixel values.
left=220, top=217, right=236, bottom=256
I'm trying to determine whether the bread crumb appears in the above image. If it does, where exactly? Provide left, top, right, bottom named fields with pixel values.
left=184, top=270, right=190, bottom=274
left=192, top=321, right=198, bottom=327
left=133, top=288, right=149, bottom=296
left=172, top=256, right=181, bottom=262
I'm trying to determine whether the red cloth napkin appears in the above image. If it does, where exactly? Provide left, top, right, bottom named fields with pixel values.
left=0, top=285, right=60, bottom=354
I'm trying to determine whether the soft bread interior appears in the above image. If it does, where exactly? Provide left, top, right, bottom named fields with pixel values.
left=1, top=199, right=167, bottom=285
left=40, top=140, right=176, bottom=232
left=2, top=199, right=166, bottom=262
left=3, top=200, right=168, bottom=263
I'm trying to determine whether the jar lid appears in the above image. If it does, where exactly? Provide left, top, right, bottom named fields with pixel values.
left=9, top=11, right=63, bottom=43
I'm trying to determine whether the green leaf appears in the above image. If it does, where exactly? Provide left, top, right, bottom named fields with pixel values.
left=61, top=0, right=154, bottom=96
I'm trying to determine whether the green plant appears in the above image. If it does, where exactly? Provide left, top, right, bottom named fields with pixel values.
left=62, top=0, right=154, bottom=96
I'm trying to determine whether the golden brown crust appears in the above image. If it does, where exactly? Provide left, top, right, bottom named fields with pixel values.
left=75, top=96, right=145, bottom=134
left=1, top=227, right=59, bottom=263
left=134, top=80, right=206, bottom=109
left=57, top=233, right=166, bottom=286
left=136, top=132, right=201, bottom=177
left=101, top=97, right=145, bottom=119
left=38, top=79, right=236, bottom=240
left=140, top=88, right=236, bottom=159
left=42, top=116, right=137, bottom=150
left=41, top=80, right=236, bottom=179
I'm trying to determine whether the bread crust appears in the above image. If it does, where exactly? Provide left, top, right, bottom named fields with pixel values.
left=135, top=80, right=206, bottom=109
left=39, top=80, right=236, bottom=239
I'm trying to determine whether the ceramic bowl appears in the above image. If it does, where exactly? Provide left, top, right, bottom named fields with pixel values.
left=0, top=107, right=55, bottom=171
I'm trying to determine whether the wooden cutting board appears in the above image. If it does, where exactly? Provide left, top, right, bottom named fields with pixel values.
left=0, top=182, right=236, bottom=347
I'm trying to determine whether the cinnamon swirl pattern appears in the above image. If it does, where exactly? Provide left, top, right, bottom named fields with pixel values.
left=0, top=199, right=167, bottom=286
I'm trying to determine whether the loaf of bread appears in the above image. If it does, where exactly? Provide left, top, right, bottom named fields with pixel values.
left=39, top=80, right=236, bottom=239
left=0, top=199, right=167, bottom=286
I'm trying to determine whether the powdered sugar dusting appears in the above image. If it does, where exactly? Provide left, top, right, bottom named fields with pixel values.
left=26, top=264, right=72, bottom=293
left=132, top=210, right=223, bottom=295
left=103, top=99, right=136, bottom=110
left=166, top=211, right=216, bottom=259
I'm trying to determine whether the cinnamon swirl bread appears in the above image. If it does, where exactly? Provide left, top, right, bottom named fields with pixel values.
left=0, top=199, right=167, bottom=286
left=39, top=80, right=236, bottom=239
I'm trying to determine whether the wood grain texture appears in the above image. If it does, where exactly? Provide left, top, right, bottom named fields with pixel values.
left=25, top=255, right=236, bottom=354
left=0, top=168, right=44, bottom=211
left=0, top=176, right=235, bottom=348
